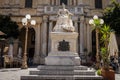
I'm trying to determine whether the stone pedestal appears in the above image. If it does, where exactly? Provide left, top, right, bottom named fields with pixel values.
left=45, top=32, right=81, bottom=65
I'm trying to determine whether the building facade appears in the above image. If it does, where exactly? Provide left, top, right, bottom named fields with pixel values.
left=0, top=0, right=118, bottom=64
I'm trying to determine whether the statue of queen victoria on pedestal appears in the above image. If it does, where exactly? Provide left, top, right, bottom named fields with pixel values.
left=53, top=3, right=75, bottom=32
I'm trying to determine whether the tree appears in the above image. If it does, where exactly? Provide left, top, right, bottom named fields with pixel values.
left=102, top=0, right=120, bottom=34
left=0, top=15, right=19, bottom=39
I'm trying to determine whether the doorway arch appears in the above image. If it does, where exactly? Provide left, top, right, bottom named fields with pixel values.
left=19, top=27, right=35, bottom=66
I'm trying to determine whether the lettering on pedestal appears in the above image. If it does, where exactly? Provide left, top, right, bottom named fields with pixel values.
left=58, top=40, right=70, bottom=51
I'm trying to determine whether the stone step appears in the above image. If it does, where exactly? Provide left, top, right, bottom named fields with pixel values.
left=30, top=70, right=95, bottom=75
left=21, top=75, right=103, bottom=80
left=37, top=65, right=88, bottom=70
left=21, top=65, right=103, bottom=80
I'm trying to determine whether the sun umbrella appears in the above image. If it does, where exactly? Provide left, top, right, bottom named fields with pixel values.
left=0, top=31, right=5, bottom=35
left=8, top=44, right=13, bottom=58
left=108, top=32, right=119, bottom=57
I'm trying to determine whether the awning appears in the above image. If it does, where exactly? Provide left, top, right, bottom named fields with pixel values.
left=0, top=31, right=5, bottom=35
left=108, top=32, right=119, bottom=57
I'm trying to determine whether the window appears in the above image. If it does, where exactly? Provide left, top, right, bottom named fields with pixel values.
left=60, top=0, right=67, bottom=5
left=95, top=0, right=102, bottom=9
left=25, top=0, right=32, bottom=8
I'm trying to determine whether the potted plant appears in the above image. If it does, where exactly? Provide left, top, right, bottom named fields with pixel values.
left=100, top=25, right=115, bottom=80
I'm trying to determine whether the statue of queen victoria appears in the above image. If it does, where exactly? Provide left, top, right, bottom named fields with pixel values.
left=53, top=3, right=75, bottom=32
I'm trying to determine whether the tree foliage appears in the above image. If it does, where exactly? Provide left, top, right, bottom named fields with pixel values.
left=102, top=0, right=120, bottom=34
left=0, top=15, right=19, bottom=38
left=100, top=25, right=112, bottom=70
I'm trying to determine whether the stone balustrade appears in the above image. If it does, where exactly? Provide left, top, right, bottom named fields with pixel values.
left=0, top=5, right=84, bottom=16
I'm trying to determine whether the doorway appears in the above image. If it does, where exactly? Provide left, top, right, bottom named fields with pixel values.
left=19, top=27, right=35, bottom=66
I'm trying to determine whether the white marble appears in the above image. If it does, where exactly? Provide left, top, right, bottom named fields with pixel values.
left=45, top=5, right=81, bottom=66
left=45, top=32, right=81, bottom=65
left=53, top=4, right=75, bottom=32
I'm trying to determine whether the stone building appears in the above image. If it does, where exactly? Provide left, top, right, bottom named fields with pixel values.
left=0, top=0, right=119, bottom=64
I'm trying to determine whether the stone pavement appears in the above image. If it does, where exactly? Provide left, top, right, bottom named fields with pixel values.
left=0, top=68, right=120, bottom=80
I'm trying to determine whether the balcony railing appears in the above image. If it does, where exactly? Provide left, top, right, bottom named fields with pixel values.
left=0, top=5, right=84, bottom=16
left=44, top=6, right=84, bottom=15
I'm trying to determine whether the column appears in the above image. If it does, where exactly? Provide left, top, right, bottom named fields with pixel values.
left=83, top=21, right=87, bottom=63
left=69, top=0, right=72, bottom=5
left=52, top=0, right=54, bottom=5
left=48, top=21, right=53, bottom=53
left=68, top=0, right=70, bottom=5
left=41, top=16, right=48, bottom=64
left=79, top=17, right=84, bottom=55
left=78, top=0, right=83, bottom=4
left=57, top=0, right=60, bottom=5
left=13, top=39, right=19, bottom=56
left=74, top=0, right=76, bottom=6
left=83, top=22, right=87, bottom=50
left=86, top=22, right=91, bottom=53
left=76, top=0, right=78, bottom=5
left=74, top=21, right=78, bottom=53
left=86, top=22, right=92, bottom=63
left=54, top=0, right=57, bottom=5
left=33, top=24, right=41, bottom=64
left=74, top=21, right=78, bottom=32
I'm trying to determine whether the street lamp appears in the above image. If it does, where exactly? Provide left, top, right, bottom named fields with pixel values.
left=89, top=15, right=104, bottom=69
left=21, top=14, right=36, bottom=69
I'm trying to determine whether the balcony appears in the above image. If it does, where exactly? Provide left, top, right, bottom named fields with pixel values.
left=44, top=5, right=84, bottom=15
left=0, top=5, right=84, bottom=16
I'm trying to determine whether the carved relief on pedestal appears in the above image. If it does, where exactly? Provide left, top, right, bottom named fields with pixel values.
left=58, top=40, right=70, bottom=51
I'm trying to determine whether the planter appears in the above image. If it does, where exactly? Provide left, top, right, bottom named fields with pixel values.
left=101, top=67, right=115, bottom=80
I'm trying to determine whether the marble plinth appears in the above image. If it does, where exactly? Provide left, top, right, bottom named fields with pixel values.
left=45, top=32, right=81, bottom=65
left=45, top=52, right=81, bottom=65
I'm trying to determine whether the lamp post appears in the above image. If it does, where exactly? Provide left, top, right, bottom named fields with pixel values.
left=21, top=14, right=36, bottom=69
left=89, top=15, right=104, bottom=69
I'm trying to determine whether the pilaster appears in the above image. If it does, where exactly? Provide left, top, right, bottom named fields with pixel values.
left=74, top=0, right=76, bottom=6
left=78, top=0, right=83, bottom=4
left=69, top=0, right=72, bottom=5
left=33, top=24, right=41, bottom=64
left=83, top=20, right=87, bottom=51
left=86, top=19, right=92, bottom=53
left=52, top=0, right=54, bottom=5
left=48, top=21, right=53, bottom=53
left=74, top=21, right=78, bottom=53
left=41, top=16, right=48, bottom=64
left=57, top=0, right=60, bottom=5
left=74, top=21, right=78, bottom=32
left=80, top=16, right=84, bottom=55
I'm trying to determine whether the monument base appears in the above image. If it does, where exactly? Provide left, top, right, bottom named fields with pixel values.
left=45, top=52, right=81, bottom=65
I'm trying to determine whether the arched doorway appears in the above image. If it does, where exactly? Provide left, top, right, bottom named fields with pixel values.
left=91, top=30, right=96, bottom=62
left=19, top=27, right=35, bottom=66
